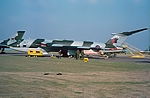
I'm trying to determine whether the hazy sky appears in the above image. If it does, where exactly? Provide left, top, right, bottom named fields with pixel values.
left=0, top=0, right=149, bottom=50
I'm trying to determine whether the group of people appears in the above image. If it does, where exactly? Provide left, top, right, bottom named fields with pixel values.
left=58, top=49, right=84, bottom=60
left=76, top=49, right=84, bottom=60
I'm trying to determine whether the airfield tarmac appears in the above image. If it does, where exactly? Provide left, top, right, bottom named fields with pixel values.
left=1, top=50, right=150, bottom=63
left=0, top=50, right=150, bottom=98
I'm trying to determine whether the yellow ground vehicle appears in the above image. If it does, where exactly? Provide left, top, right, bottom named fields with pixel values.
left=28, top=49, right=43, bottom=57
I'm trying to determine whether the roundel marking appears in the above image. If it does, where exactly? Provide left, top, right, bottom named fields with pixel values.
left=95, top=45, right=100, bottom=49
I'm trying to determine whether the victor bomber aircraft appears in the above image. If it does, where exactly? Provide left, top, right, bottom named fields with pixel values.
left=0, top=31, right=25, bottom=53
left=10, top=28, right=148, bottom=57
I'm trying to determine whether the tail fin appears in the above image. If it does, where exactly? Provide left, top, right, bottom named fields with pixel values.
left=15, top=31, right=25, bottom=41
left=8, top=31, right=25, bottom=46
left=105, top=28, right=148, bottom=48
left=1, top=31, right=25, bottom=46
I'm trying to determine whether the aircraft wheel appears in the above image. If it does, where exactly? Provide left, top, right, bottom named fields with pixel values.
left=105, top=56, right=108, bottom=59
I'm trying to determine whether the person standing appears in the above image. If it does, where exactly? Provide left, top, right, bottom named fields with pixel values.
left=58, top=50, right=62, bottom=59
left=76, top=49, right=80, bottom=60
left=81, top=50, right=84, bottom=60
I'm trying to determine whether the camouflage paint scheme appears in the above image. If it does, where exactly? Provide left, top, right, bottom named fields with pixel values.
left=10, top=28, right=148, bottom=56
left=0, top=31, right=25, bottom=53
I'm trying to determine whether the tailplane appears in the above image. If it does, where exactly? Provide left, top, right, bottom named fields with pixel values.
left=105, top=28, right=148, bottom=48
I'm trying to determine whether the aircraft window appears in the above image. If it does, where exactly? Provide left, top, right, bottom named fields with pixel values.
left=23, top=44, right=26, bottom=47
left=36, top=51, right=40, bottom=53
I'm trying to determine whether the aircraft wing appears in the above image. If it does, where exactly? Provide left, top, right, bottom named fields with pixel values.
left=30, top=39, right=45, bottom=48
left=43, top=42, right=92, bottom=50
left=43, top=40, right=93, bottom=49
left=51, top=44, right=91, bottom=49
left=45, top=43, right=91, bottom=49
left=77, top=46, right=90, bottom=49
left=52, top=44, right=64, bottom=47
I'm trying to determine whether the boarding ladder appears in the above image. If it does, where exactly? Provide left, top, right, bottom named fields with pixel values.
left=122, top=42, right=145, bottom=58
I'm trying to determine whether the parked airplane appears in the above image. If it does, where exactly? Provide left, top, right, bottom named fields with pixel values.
left=10, top=28, right=148, bottom=57
left=0, top=31, right=25, bottom=53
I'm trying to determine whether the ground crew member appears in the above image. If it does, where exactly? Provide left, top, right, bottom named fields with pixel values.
left=58, top=50, right=62, bottom=59
left=81, top=50, right=84, bottom=60
left=76, top=49, right=80, bottom=60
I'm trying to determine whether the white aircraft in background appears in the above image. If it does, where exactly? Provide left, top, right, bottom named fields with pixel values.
left=10, top=28, right=148, bottom=57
